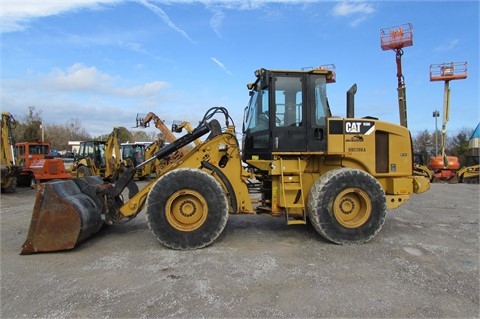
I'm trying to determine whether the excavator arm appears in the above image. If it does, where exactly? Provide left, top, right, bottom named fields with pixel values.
left=139, top=112, right=179, bottom=144
left=1, top=112, right=20, bottom=193
left=103, top=127, right=122, bottom=180
left=137, top=112, right=200, bottom=154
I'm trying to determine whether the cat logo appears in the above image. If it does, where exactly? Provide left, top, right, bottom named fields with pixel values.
left=344, top=121, right=375, bottom=135
left=346, top=122, right=362, bottom=133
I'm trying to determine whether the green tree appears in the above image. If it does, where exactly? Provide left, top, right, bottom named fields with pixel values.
left=95, top=126, right=133, bottom=143
left=116, top=126, right=134, bottom=143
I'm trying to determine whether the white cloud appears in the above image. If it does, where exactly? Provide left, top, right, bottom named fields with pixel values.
left=115, top=81, right=169, bottom=97
left=44, top=63, right=113, bottom=92
left=209, top=7, right=225, bottom=37
left=332, top=1, right=375, bottom=16
left=331, top=1, right=375, bottom=27
left=1, top=0, right=321, bottom=34
left=136, top=0, right=196, bottom=44
left=3, top=63, right=168, bottom=97
left=1, top=63, right=171, bottom=136
left=211, top=57, right=232, bottom=75
left=434, top=39, right=460, bottom=52
left=0, top=0, right=121, bottom=32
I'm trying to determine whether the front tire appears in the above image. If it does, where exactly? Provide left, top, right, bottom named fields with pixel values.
left=307, top=168, right=387, bottom=244
left=146, top=168, right=229, bottom=250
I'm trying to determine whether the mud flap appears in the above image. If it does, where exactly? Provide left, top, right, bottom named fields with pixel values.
left=21, top=176, right=106, bottom=254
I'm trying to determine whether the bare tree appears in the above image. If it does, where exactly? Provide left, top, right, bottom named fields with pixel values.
left=131, top=130, right=154, bottom=142
left=412, top=130, right=433, bottom=164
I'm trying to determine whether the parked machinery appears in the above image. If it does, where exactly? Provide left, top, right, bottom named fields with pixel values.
left=381, top=23, right=433, bottom=182
left=380, top=22, right=413, bottom=128
left=136, top=112, right=200, bottom=161
left=120, top=142, right=155, bottom=180
left=135, top=112, right=202, bottom=175
left=71, top=128, right=122, bottom=182
left=21, top=66, right=430, bottom=254
left=458, top=122, right=479, bottom=183
left=1, top=112, right=20, bottom=193
left=14, top=141, right=72, bottom=187
left=413, top=153, right=433, bottom=182
left=427, top=62, right=468, bottom=182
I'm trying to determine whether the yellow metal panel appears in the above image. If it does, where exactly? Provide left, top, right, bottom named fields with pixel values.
left=327, top=134, right=345, bottom=153
left=385, top=195, right=411, bottom=209
left=386, top=177, right=413, bottom=194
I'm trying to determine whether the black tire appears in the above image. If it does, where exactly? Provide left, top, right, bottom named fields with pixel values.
left=307, top=168, right=387, bottom=244
left=146, top=168, right=229, bottom=250
left=30, top=176, right=39, bottom=188
left=1, top=177, right=17, bottom=193
left=77, top=165, right=92, bottom=177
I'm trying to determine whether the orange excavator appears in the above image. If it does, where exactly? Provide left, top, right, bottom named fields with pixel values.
left=427, top=62, right=467, bottom=182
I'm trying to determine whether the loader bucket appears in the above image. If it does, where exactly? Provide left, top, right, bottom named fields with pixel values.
left=21, top=176, right=106, bottom=254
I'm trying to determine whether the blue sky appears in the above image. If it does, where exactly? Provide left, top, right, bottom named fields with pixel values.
left=1, top=0, right=478, bottom=138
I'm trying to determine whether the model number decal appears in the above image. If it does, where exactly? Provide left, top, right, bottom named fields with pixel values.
left=348, top=147, right=366, bottom=152
left=345, top=121, right=375, bottom=135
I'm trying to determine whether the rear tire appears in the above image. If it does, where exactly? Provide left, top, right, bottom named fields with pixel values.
left=307, top=168, right=387, bottom=244
left=146, top=168, right=229, bottom=250
left=30, top=176, right=39, bottom=188
left=1, top=177, right=17, bottom=193
left=77, top=165, right=92, bottom=177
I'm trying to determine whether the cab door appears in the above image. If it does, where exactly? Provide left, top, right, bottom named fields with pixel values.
left=270, top=74, right=306, bottom=152
left=305, top=73, right=328, bottom=152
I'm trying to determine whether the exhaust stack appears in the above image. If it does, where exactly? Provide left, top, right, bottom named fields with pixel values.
left=346, top=83, right=357, bottom=118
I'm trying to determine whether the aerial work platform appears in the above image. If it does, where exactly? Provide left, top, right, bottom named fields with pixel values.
left=380, top=23, right=413, bottom=51
left=430, top=62, right=468, bottom=82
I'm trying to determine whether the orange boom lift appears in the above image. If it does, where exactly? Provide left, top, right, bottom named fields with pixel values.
left=428, top=62, right=468, bottom=182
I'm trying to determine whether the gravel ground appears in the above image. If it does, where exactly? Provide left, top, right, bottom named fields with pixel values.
left=1, top=182, right=479, bottom=318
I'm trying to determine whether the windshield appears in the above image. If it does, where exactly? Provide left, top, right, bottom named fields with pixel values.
left=244, top=88, right=269, bottom=133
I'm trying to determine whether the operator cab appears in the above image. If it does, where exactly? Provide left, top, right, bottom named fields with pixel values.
left=120, top=143, right=147, bottom=166
left=78, top=141, right=106, bottom=168
left=242, top=67, right=335, bottom=161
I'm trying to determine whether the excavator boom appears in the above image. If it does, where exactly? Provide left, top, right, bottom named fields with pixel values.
left=1, top=112, right=20, bottom=193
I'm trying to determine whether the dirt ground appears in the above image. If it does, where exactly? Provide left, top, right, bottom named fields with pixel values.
left=1, top=182, right=479, bottom=318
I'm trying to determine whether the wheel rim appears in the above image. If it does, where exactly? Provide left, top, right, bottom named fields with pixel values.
left=165, top=189, right=208, bottom=232
left=333, top=188, right=371, bottom=228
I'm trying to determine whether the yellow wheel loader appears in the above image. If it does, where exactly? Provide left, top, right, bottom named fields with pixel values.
left=1, top=112, right=20, bottom=193
left=21, top=67, right=430, bottom=254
